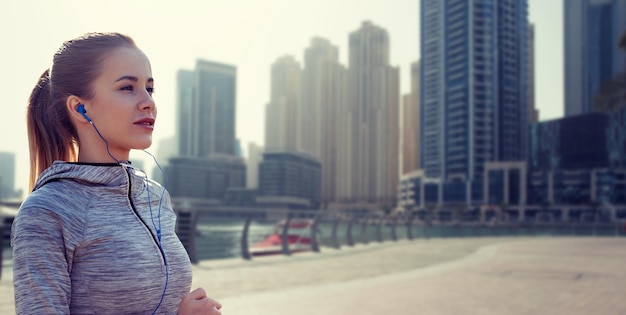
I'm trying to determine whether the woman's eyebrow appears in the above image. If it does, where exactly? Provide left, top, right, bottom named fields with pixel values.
left=115, top=76, right=154, bottom=83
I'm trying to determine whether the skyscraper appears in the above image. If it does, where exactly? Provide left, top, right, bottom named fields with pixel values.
left=528, top=23, right=539, bottom=123
left=265, top=56, right=301, bottom=151
left=402, top=61, right=421, bottom=175
left=300, top=37, right=348, bottom=206
left=151, top=136, right=177, bottom=185
left=169, top=60, right=244, bottom=205
left=336, top=21, right=400, bottom=208
left=0, top=151, right=17, bottom=200
left=176, top=69, right=195, bottom=156
left=564, top=0, right=626, bottom=116
left=246, top=142, right=264, bottom=189
left=420, top=0, right=529, bottom=203
left=178, top=60, right=237, bottom=157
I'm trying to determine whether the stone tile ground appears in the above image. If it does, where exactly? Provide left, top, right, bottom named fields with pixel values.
left=2, top=237, right=625, bottom=314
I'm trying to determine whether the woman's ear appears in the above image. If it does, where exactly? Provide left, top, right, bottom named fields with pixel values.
left=66, top=95, right=90, bottom=123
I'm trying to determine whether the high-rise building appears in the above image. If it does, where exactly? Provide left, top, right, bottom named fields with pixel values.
left=235, top=138, right=243, bottom=157
left=176, top=69, right=195, bottom=156
left=564, top=0, right=626, bottom=116
left=0, top=152, right=17, bottom=200
left=528, top=23, right=539, bottom=123
left=420, top=0, right=529, bottom=203
left=150, top=136, right=177, bottom=185
left=156, top=137, right=177, bottom=164
left=169, top=60, right=242, bottom=205
left=402, top=61, right=421, bottom=175
left=246, top=142, right=264, bottom=189
left=257, top=150, right=321, bottom=210
left=300, top=37, right=348, bottom=206
left=527, top=107, right=626, bottom=219
left=178, top=60, right=237, bottom=157
left=336, top=21, right=400, bottom=208
left=265, top=56, right=301, bottom=151
left=166, top=155, right=246, bottom=204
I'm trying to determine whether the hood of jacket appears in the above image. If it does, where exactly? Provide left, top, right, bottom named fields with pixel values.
left=33, top=161, right=148, bottom=196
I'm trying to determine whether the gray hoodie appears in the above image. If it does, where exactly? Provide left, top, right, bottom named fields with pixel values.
left=11, top=161, right=192, bottom=314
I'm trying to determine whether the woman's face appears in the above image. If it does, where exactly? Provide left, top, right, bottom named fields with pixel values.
left=86, top=46, right=156, bottom=160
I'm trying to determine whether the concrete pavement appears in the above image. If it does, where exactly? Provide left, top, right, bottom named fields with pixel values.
left=2, top=237, right=626, bottom=314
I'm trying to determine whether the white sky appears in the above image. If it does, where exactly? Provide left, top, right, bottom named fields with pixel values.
left=0, top=0, right=563, bottom=194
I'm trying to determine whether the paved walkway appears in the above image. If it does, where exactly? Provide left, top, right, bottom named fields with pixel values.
left=2, top=237, right=626, bottom=314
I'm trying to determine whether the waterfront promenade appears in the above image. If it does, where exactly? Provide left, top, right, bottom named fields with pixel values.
left=2, top=237, right=625, bottom=314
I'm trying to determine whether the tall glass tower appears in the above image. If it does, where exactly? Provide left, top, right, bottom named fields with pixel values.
left=420, top=0, right=529, bottom=203
left=169, top=60, right=243, bottom=205
left=564, top=0, right=626, bottom=117
left=301, top=38, right=347, bottom=206
left=264, top=56, right=301, bottom=152
left=336, top=21, right=400, bottom=208
left=177, top=60, right=237, bottom=157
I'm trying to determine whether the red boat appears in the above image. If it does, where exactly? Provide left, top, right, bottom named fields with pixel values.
left=250, top=219, right=314, bottom=256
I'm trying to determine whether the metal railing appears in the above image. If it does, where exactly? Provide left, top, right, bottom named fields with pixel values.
left=172, top=208, right=626, bottom=263
left=1, top=208, right=625, bottom=279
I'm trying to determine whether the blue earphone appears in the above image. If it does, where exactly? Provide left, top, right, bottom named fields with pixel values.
left=77, top=104, right=92, bottom=123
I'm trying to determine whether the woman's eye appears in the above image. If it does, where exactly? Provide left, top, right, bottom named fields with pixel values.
left=147, top=87, right=155, bottom=95
left=121, top=85, right=134, bottom=91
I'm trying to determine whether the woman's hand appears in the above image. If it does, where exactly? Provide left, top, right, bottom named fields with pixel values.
left=177, top=287, right=222, bottom=315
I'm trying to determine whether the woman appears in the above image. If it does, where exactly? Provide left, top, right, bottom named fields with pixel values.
left=11, top=32, right=221, bottom=314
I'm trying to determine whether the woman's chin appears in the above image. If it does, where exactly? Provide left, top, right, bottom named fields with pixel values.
left=134, top=144, right=152, bottom=151
left=132, top=138, right=153, bottom=150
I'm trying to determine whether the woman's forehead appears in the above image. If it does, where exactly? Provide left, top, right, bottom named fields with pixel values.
left=100, top=47, right=153, bottom=81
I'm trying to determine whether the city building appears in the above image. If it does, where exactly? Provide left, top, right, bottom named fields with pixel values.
left=246, top=142, right=264, bottom=189
left=166, top=155, right=246, bottom=207
left=300, top=37, right=348, bottom=206
left=223, top=188, right=258, bottom=207
left=336, top=21, right=400, bottom=209
left=528, top=23, right=539, bottom=123
left=419, top=0, right=530, bottom=205
left=169, top=60, right=241, bottom=204
left=564, top=0, right=626, bottom=116
left=178, top=60, right=237, bottom=157
left=482, top=161, right=528, bottom=220
left=257, top=151, right=321, bottom=210
left=400, top=108, right=626, bottom=222
left=235, top=139, right=243, bottom=157
left=157, top=137, right=177, bottom=163
left=398, top=170, right=442, bottom=215
left=265, top=55, right=301, bottom=151
left=149, top=136, right=177, bottom=185
left=402, top=61, right=420, bottom=175
left=0, top=152, right=19, bottom=200
left=526, top=108, right=626, bottom=221
left=176, top=69, right=195, bottom=157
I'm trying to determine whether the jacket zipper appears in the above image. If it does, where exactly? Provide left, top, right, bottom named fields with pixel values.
left=125, top=167, right=167, bottom=266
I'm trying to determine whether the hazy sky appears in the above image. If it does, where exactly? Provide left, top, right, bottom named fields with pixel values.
left=0, top=0, right=563, bottom=194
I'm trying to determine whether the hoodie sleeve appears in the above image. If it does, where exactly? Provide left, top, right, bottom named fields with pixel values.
left=11, top=205, right=78, bottom=315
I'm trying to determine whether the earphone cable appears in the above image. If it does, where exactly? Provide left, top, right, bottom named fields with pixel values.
left=87, top=118, right=170, bottom=314
left=89, top=121, right=121, bottom=164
